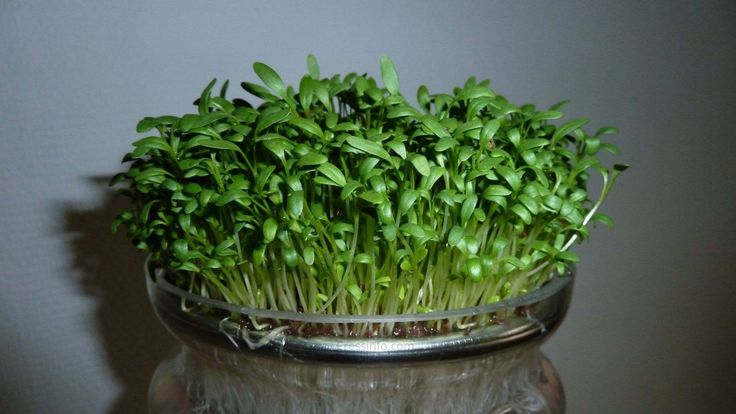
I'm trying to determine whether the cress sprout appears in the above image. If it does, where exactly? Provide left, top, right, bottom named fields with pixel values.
left=112, top=55, right=626, bottom=315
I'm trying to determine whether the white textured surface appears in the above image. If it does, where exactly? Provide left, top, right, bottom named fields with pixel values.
left=1, top=1, right=734, bottom=413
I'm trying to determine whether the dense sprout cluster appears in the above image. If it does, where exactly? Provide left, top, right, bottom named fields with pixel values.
left=112, top=56, right=626, bottom=315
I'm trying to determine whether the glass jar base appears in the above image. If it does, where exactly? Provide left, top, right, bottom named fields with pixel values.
left=149, top=345, right=564, bottom=414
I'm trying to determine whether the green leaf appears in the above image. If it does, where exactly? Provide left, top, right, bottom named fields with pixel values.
left=181, top=112, right=230, bottom=132
left=247, top=244, right=264, bottom=266
left=176, top=262, right=199, bottom=272
left=380, top=55, right=399, bottom=95
left=399, top=223, right=425, bottom=238
left=196, top=139, right=243, bottom=154
left=307, top=54, right=320, bottom=79
left=481, top=119, right=501, bottom=142
left=215, top=239, right=236, bottom=256
left=206, top=259, right=222, bottom=269
left=314, top=82, right=332, bottom=110
left=284, top=247, right=298, bottom=268
left=256, top=165, right=276, bottom=191
left=553, top=118, right=589, bottom=144
left=387, top=106, right=419, bottom=119
left=325, top=112, right=338, bottom=129
left=518, top=194, right=539, bottom=215
left=508, top=128, right=521, bottom=148
left=184, top=199, right=198, bottom=214
left=359, top=191, right=385, bottom=205
left=560, top=201, right=575, bottom=218
left=407, top=153, right=430, bottom=176
left=556, top=251, right=580, bottom=263
left=297, top=152, right=328, bottom=167
left=317, top=162, right=347, bottom=186
left=331, top=222, right=354, bottom=234
left=219, top=80, right=230, bottom=98
left=340, top=180, right=363, bottom=200
left=460, top=85, right=495, bottom=100
left=346, top=284, right=363, bottom=302
left=303, top=246, right=315, bottom=265
left=358, top=157, right=381, bottom=181
left=460, top=195, right=478, bottom=224
left=287, top=191, right=304, bottom=217
left=345, top=136, right=392, bottom=162
left=448, top=226, right=465, bottom=247
left=108, top=172, right=127, bottom=187
left=198, top=78, right=217, bottom=114
left=543, top=194, right=563, bottom=211
left=382, top=224, right=397, bottom=241
left=241, top=81, right=279, bottom=102
left=467, top=96, right=493, bottom=119
left=421, top=166, right=446, bottom=190
left=161, top=178, right=179, bottom=192
left=483, top=185, right=512, bottom=198
left=215, top=190, right=250, bottom=207
left=614, top=163, right=630, bottom=173
left=354, top=253, right=371, bottom=264
left=595, top=126, right=619, bottom=137
left=135, top=202, right=155, bottom=225
left=299, top=77, right=315, bottom=110
left=386, top=140, right=407, bottom=159
left=136, top=117, right=158, bottom=133
left=132, top=136, right=172, bottom=154
left=263, top=217, right=278, bottom=243
left=262, top=138, right=294, bottom=161
left=417, top=85, right=430, bottom=110
left=504, top=256, right=526, bottom=271
left=459, top=119, right=485, bottom=138
left=464, top=257, right=483, bottom=282
left=314, top=177, right=337, bottom=187
left=592, top=213, right=614, bottom=228
left=257, top=108, right=291, bottom=133
left=399, top=190, right=420, bottom=215
left=457, top=147, right=474, bottom=163
left=436, top=189, right=456, bottom=206
left=573, top=158, right=600, bottom=175
left=198, top=189, right=216, bottom=207
left=290, top=117, right=323, bottom=139
left=134, top=167, right=170, bottom=183
left=481, top=255, right=494, bottom=274
left=183, top=183, right=202, bottom=194
left=435, top=137, right=459, bottom=152
left=333, top=122, right=359, bottom=132
left=496, top=165, right=522, bottom=192
left=473, top=208, right=487, bottom=222
left=253, top=62, right=287, bottom=97
left=420, top=115, right=450, bottom=139
left=585, top=136, right=601, bottom=155
left=511, top=204, right=532, bottom=224
left=173, top=239, right=189, bottom=261
left=519, top=138, right=549, bottom=152
left=531, top=110, right=563, bottom=122
left=375, top=276, right=392, bottom=288
left=475, top=158, right=500, bottom=174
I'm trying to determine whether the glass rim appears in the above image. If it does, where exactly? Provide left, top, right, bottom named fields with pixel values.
left=146, top=256, right=574, bottom=324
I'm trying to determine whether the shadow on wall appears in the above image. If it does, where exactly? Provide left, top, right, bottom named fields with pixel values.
left=62, top=176, right=174, bottom=414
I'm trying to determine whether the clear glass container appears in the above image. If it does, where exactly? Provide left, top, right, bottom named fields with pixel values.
left=146, top=262, right=573, bottom=414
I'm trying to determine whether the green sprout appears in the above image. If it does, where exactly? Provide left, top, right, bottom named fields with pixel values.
left=112, top=55, right=627, bottom=316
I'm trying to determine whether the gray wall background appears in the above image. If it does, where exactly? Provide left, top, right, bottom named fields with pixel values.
left=1, top=1, right=734, bottom=413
